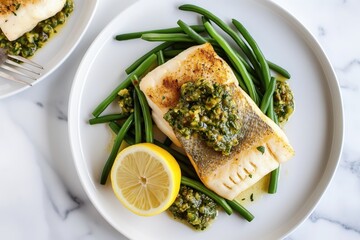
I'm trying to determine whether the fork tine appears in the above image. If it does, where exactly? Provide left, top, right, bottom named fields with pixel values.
left=7, top=54, right=43, bottom=69
left=0, top=70, right=32, bottom=86
left=0, top=64, right=37, bottom=80
left=5, top=58, right=41, bottom=75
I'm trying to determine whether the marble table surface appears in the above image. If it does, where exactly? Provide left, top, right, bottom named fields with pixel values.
left=0, top=0, right=359, bottom=239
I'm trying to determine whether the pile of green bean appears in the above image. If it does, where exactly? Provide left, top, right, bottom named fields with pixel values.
left=90, top=3, right=292, bottom=223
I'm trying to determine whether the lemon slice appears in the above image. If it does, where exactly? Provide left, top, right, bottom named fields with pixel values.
left=110, top=143, right=181, bottom=216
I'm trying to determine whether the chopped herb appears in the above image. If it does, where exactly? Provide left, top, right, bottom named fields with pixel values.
left=241, top=198, right=245, bottom=201
left=250, top=193, right=254, bottom=202
left=164, top=79, right=241, bottom=155
left=249, top=174, right=252, bottom=178
left=256, top=146, right=265, bottom=154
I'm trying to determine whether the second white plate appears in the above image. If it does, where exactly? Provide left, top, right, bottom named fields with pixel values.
left=0, top=0, right=99, bottom=99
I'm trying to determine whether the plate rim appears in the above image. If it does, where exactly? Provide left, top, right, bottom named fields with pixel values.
left=68, top=0, right=344, bottom=239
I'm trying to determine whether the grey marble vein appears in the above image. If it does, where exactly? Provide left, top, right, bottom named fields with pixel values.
left=309, top=212, right=360, bottom=235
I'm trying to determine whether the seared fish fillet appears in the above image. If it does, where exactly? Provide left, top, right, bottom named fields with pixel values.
left=140, top=43, right=294, bottom=200
left=0, top=0, right=65, bottom=41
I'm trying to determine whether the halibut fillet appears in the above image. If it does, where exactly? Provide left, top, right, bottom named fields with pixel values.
left=0, top=0, right=66, bottom=41
left=139, top=43, right=294, bottom=200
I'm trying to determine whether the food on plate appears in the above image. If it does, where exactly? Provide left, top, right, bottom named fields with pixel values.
left=0, top=0, right=74, bottom=57
left=110, top=143, right=181, bottom=216
left=90, top=3, right=294, bottom=230
left=273, top=80, right=294, bottom=125
left=140, top=43, right=294, bottom=200
left=169, top=184, right=218, bottom=230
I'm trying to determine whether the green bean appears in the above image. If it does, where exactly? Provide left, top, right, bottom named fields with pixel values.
left=89, top=113, right=129, bottom=125
left=204, top=21, right=259, bottom=105
left=157, top=50, right=165, bottom=65
left=100, top=114, right=134, bottom=185
left=92, top=54, right=157, bottom=117
left=267, top=96, right=280, bottom=193
left=181, top=176, right=233, bottom=215
left=180, top=4, right=288, bottom=82
left=268, top=166, right=280, bottom=194
left=163, top=49, right=183, bottom=58
left=108, top=121, right=120, bottom=133
left=178, top=162, right=199, bottom=180
left=267, top=60, right=291, bottom=79
left=179, top=4, right=259, bottom=71
left=260, top=77, right=276, bottom=113
left=133, top=90, right=142, bottom=144
left=125, top=42, right=171, bottom=74
left=231, top=67, right=248, bottom=93
left=226, top=199, right=254, bottom=222
left=232, top=19, right=271, bottom=88
left=108, top=122, right=135, bottom=145
left=132, top=75, right=153, bottom=143
left=115, top=25, right=205, bottom=41
left=177, top=19, right=207, bottom=44
left=141, top=33, right=194, bottom=42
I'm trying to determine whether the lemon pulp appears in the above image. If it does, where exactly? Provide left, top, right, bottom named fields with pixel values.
left=110, top=143, right=181, bottom=216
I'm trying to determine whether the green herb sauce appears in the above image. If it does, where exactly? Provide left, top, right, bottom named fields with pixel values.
left=164, top=79, right=241, bottom=155
left=273, top=80, right=294, bottom=125
left=168, top=185, right=218, bottom=230
left=118, top=88, right=134, bottom=114
left=0, top=0, right=74, bottom=58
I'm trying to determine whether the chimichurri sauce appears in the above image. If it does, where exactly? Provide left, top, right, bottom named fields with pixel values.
left=168, top=185, right=218, bottom=230
left=164, top=79, right=241, bottom=155
left=273, top=80, right=294, bottom=125
left=0, top=0, right=74, bottom=58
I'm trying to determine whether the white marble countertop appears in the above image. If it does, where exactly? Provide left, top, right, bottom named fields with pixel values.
left=0, top=0, right=359, bottom=239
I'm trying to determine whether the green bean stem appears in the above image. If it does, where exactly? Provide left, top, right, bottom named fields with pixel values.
left=115, top=25, right=205, bottom=41
left=204, top=21, right=259, bottom=105
left=89, top=113, right=129, bottom=125
left=181, top=176, right=233, bottom=215
left=100, top=114, right=134, bottom=185
left=92, top=54, right=157, bottom=117
left=226, top=199, right=254, bottom=222
left=132, top=76, right=153, bottom=143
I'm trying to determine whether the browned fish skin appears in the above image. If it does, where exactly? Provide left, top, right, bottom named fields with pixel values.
left=176, top=83, right=273, bottom=178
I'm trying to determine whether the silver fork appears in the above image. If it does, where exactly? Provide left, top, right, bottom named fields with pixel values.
left=0, top=48, right=44, bottom=86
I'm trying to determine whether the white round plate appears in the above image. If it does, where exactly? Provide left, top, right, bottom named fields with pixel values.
left=0, top=0, right=99, bottom=99
left=68, top=0, right=344, bottom=239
